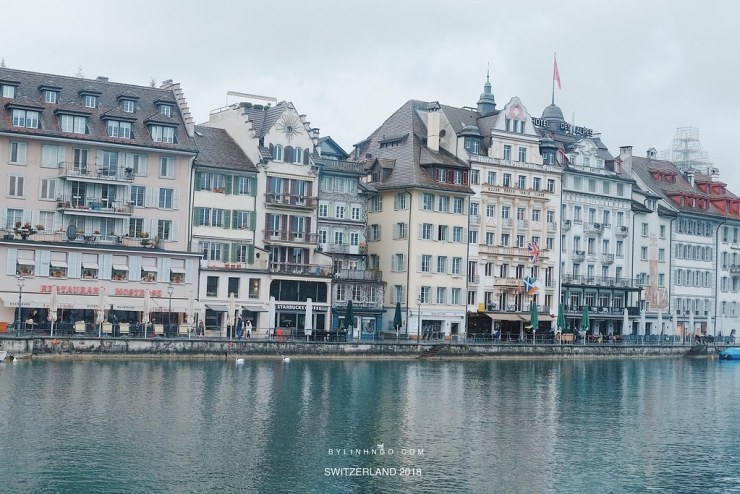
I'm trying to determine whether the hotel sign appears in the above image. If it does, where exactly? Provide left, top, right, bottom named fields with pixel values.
left=531, top=117, right=593, bottom=137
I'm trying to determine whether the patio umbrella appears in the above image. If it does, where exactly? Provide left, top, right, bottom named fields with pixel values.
left=268, top=296, right=276, bottom=339
left=689, top=310, right=695, bottom=341
left=143, top=289, right=151, bottom=337
left=227, top=292, right=237, bottom=338
left=97, top=287, right=107, bottom=337
left=393, top=301, right=403, bottom=342
left=623, top=307, right=630, bottom=336
left=706, top=315, right=713, bottom=340
left=49, top=285, right=58, bottom=336
left=581, top=305, right=590, bottom=344
left=304, top=298, right=313, bottom=337
left=657, top=310, right=664, bottom=336
left=640, top=309, right=646, bottom=336
left=345, top=300, right=354, bottom=339
left=556, top=303, right=566, bottom=333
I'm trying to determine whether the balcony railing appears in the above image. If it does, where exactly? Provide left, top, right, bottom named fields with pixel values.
left=270, top=263, right=332, bottom=276
left=517, top=219, right=528, bottom=229
left=321, top=159, right=365, bottom=174
left=479, top=245, right=530, bottom=257
left=563, top=305, right=640, bottom=316
left=487, top=304, right=551, bottom=313
left=562, top=219, right=571, bottom=231
left=562, top=274, right=639, bottom=288
left=264, top=193, right=317, bottom=209
left=601, top=253, right=615, bottom=264
left=58, top=161, right=134, bottom=182
left=335, top=269, right=382, bottom=281
left=496, top=276, right=522, bottom=287
left=730, top=265, right=740, bottom=275
left=467, top=275, right=480, bottom=284
left=573, top=250, right=586, bottom=262
left=616, top=226, right=629, bottom=237
left=482, top=184, right=549, bottom=199
left=56, top=195, right=133, bottom=216
left=263, top=230, right=318, bottom=244
left=547, top=222, right=558, bottom=232
left=470, top=215, right=481, bottom=225
left=0, top=229, right=165, bottom=249
left=584, top=222, right=604, bottom=234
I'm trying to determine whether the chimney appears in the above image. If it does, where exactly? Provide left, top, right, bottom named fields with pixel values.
left=686, top=170, right=695, bottom=187
left=427, top=109, right=440, bottom=152
left=619, top=146, right=633, bottom=174
left=96, top=76, right=109, bottom=82
left=710, top=167, right=720, bottom=181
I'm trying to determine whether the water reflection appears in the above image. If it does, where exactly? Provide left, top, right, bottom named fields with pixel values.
left=0, top=358, right=739, bottom=493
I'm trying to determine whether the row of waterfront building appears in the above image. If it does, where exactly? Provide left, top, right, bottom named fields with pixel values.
left=0, top=66, right=738, bottom=339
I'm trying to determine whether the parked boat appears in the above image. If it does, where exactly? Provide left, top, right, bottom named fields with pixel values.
left=719, top=348, right=740, bottom=360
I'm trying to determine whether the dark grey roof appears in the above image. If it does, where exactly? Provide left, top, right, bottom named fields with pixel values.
left=240, top=101, right=287, bottom=137
left=360, top=99, right=473, bottom=194
left=0, top=67, right=196, bottom=153
left=193, top=125, right=257, bottom=172
left=630, top=200, right=652, bottom=214
left=542, top=103, right=564, bottom=120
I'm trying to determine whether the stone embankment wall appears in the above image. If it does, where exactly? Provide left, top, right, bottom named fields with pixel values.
left=0, top=337, right=730, bottom=359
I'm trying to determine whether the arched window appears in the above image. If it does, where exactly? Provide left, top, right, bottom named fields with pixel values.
left=284, top=146, right=294, bottom=163
left=294, top=147, right=302, bottom=164
left=274, top=145, right=283, bottom=161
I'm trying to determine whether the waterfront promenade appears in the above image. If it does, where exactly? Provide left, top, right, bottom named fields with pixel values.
left=0, top=332, right=732, bottom=360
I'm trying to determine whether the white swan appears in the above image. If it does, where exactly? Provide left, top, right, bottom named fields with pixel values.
left=282, top=355, right=290, bottom=362
left=236, top=358, right=245, bottom=365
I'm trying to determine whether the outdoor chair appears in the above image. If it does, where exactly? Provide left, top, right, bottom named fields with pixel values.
left=153, top=324, right=164, bottom=336
left=74, top=321, right=86, bottom=335
left=118, top=322, right=130, bottom=336
left=178, top=324, right=189, bottom=337
left=102, top=322, right=113, bottom=336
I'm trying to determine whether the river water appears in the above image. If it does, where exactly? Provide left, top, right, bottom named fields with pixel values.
left=0, top=357, right=738, bottom=493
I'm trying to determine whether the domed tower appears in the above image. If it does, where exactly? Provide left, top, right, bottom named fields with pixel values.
left=539, top=135, right=559, bottom=166
left=460, top=123, right=483, bottom=155
left=477, top=71, right=496, bottom=116
left=541, top=103, right=565, bottom=134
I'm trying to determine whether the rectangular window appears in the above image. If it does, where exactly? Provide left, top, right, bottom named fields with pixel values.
left=394, top=192, right=407, bottom=210
left=422, top=223, right=433, bottom=240
left=641, top=223, right=648, bottom=237
left=11, top=109, right=39, bottom=128
left=206, top=276, right=218, bottom=297
left=503, top=174, right=511, bottom=187
left=334, top=231, right=344, bottom=245
left=158, top=220, right=172, bottom=240
left=503, top=145, right=511, bottom=161
left=658, top=248, right=665, bottom=262
left=487, top=171, right=497, bottom=185
left=394, top=222, right=408, bottom=240
left=60, top=114, right=87, bottom=134
left=452, top=257, right=462, bottom=275
left=159, top=188, right=174, bottom=209
left=9, top=141, right=28, bottom=164
left=437, top=256, right=447, bottom=273
left=41, top=145, right=64, bottom=168
left=107, top=120, right=132, bottom=138
left=8, top=176, right=25, bottom=197
left=351, top=206, right=361, bottom=220
left=40, top=178, right=57, bottom=200
left=121, top=100, right=135, bottom=112
left=1, top=84, right=16, bottom=98
left=392, top=254, right=406, bottom=272
left=437, top=196, right=449, bottom=213
left=547, top=179, right=555, bottom=193
left=350, top=232, right=360, bottom=246
left=421, top=255, right=431, bottom=273
left=518, top=147, right=526, bottom=162
left=453, top=226, right=463, bottom=243
left=470, top=169, right=480, bottom=184
left=517, top=175, right=526, bottom=188
left=438, top=225, right=448, bottom=241
left=159, top=157, right=175, bottom=178
left=436, top=287, right=446, bottom=304
left=335, top=205, right=345, bottom=219
left=453, top=197, right=464, bottom=214
left=159, top=105, right=172, bottom=117
left=318, top=204, right=328, bottom=217
left=451, top=288, right=461, bottom=305
left=641, top=246, right=648, bottom=261
left=151, top=125, right=175, bottom=143
left=532, top=177, right=541, bottom=191
left=422, top=193, right=434, bottom=210
left=129, top=218, right=144, bottom=238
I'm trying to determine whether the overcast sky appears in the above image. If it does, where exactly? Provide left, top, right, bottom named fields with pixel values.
left=3, top=0, right=738, bottom=192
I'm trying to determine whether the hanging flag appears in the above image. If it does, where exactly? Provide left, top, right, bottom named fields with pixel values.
left=528, top=242, right=541, bottom=264
left=553, top=54, right=561, bottom=90
left=556, top=147, right=568, bottom=165
left=522, top=276, right=538, bottom=295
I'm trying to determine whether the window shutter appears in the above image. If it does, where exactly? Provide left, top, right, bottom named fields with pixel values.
left=303, top=148, right=309, bottom=165
left=158, top=257, right=171, bottom=282
left=418, top=224, right=423, bottom=239
left=225, top=175, right=233, bottom=194
left=222, top=243, right=230, bottom=263
left=249, top=211, right=256, bottom=230
left=248, top=245, right=255, bottom=264
left=6, top=249, right=17, bottom=275
left=222, top=210, right=231, bottom=229
left=170, top=221, right=178, bottom=241
left=173, top=190, right=180, bottom=210
left=185, top=259, right=193, bottom=284
left=416, top=256, right=421, bottom=272
left=38, top=250, right=50, bottom=277
left=68, top=252, right=82, bottom=278
left=192, top=207, right=200, bottom=226
left=129, top=256, right=142, bottom=281
left=100, top=254, right=113, bottom=280
left=194, top=171, right=203, bottom=191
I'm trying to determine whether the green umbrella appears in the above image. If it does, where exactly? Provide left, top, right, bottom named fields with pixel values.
left=580, top=305, right=590, bottom=333
left=393, top=302, right=403, bottom=341
left=529, top=300, right=539, bottom=333
left=557, top=303, right=567, bottom=333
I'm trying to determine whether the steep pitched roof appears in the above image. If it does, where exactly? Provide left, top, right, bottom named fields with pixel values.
left=360, top=100, right=473, bottom=193
left=193, top=125, right=257, bottom=172
left=0, top=67, right=196, bottom=153
left=241, top=101, right=287, bottom=137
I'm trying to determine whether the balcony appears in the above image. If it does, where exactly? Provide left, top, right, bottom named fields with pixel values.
left=584, top=222, right=604, bottom=235
left=562, top=274, right=640, bottom=288
left=321, top=159, right=366, bottom=174
left=517, top=219, right=528, bottom=229
left=616, top=225, right=629, bottom=237
left=573, top=250, right=586, bottom=262
left=500, top=218, right=513, bottom=229
left=479, top=245, right=530, bottom=257
left=730, top=265, right=740, bottom=276
left=496, top=276, right=522, bottom=287
left=56, top=195, right=133, bottom=216
left=263, top=230, right=318, bottom=245
left=488, top=304, right=551, bottom=313
left=470, top=214, right=481, bottom=225
left=264, top=193, right=317, bottom=209
left=563, top=305, right=640, bottom=316
left=270, top=262, right=332, bottom=276
left=468, top=275, right=480, bottom=284
left=601, top=253, right=615, bottom=264
left=58, top=161, right=134, bottom=183
left=335, top=269, right=382, bottom=281
left=547, top=222, right=558, bottom=232
left=562, top=219, right=571, bottom=231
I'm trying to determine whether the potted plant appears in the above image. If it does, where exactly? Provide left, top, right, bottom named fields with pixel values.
left=14, top=221, right=37, bottom=240
left=137, top=232, right=150, bottom=246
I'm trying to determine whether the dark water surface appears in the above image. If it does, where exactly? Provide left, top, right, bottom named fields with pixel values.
left=1, top=357, right=739, bottom=493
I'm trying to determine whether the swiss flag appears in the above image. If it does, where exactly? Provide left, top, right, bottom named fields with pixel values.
left=553, top=54, right=561, bottom=90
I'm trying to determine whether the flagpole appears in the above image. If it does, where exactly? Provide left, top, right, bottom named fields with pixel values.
left=552, top=52, right=556, bottom=105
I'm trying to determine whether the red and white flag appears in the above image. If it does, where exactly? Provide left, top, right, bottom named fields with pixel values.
left=553, top=54, right=561, bottom=90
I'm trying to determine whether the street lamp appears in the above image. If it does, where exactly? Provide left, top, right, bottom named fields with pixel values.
left=167, top=282, right=174, bottom=337
left=416, top=295, right=422, bottom=344
left=16, top=274, right=24, bottom=337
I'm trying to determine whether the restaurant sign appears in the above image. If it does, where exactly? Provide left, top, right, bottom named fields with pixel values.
left=40, top=284, right=162, bottom=297
left=276, top=303, right=328, bottom=312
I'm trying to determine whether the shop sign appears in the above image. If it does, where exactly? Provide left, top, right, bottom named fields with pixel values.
left=276, top=303, right=328, bottom=312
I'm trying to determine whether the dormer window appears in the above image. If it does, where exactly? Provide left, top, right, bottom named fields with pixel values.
left=107, top=120, right=132, bottom=138
left=158, top=104, right=172, bottom=117
left=464, top=137, right=480, bottom=155
left=1, top=84, right=17, bottom=98
left=60, top=114, right=88, bottom=134
left=11, top=109, right=40, bottom=129
left=84, top=95, right=97, bottom=108
left=44, top=90, right=58, bottom=103
left=121, top=99, right=135, bottom=113
left=150, top=125, right=175, bottom=143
